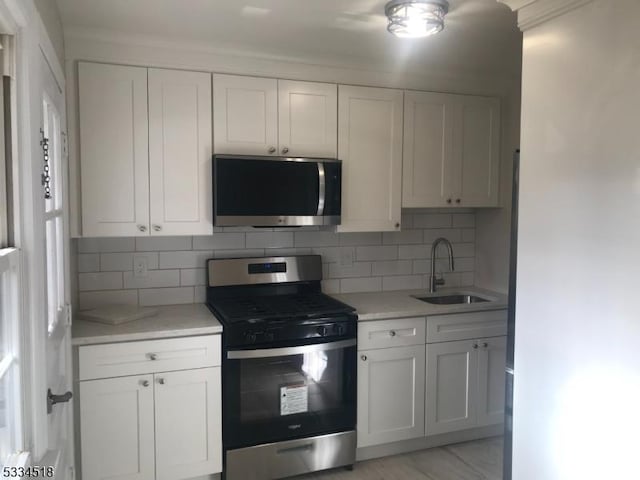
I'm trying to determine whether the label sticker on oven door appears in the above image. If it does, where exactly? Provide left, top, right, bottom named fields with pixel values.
left=280, top=384, right=308, bottom=416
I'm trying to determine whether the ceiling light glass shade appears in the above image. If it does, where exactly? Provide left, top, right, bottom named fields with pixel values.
left=385, top=0, right=449, bottom=38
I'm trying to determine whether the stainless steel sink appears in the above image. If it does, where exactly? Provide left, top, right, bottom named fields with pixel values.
left=414, top=294, right=491, bottom=305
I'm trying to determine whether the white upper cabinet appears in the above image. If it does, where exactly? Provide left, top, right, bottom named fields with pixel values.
left=148, top=69, right=213, bottom=235
left=78, top=63, right=213, bottom=237
left=402, top=92, right=455, bottom=208
left=79, top=62, right=150, bottom=237
left=213, top=74, right=278, bottom=155
left=337, top=86, right=403, bottom=232
left=278, top=80, right=337, bottom=157
left=402, top=92, right=501, bottom=208
left=457, top=96, right=501, bottom=207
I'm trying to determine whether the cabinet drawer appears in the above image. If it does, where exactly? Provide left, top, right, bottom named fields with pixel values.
left=79, top=335, right=221, bottom=381
left=426, top=309, right=507, bottom=343
left=358, top=317, right=426, bottom=350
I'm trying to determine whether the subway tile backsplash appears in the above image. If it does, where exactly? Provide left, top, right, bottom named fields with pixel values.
left=74, top=210, right=477, bottom=310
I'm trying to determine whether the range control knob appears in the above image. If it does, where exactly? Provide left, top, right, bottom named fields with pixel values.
left=316, top=326, right=328, bottom=337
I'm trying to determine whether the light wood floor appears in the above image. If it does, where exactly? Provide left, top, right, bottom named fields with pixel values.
left=296, top=436, right=503, bottom=480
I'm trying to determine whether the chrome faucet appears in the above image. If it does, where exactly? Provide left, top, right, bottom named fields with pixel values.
left=429, top=237, right=455, bottom=293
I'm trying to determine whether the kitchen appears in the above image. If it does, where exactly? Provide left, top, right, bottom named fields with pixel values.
left=1, top=1, right=637, bottom=480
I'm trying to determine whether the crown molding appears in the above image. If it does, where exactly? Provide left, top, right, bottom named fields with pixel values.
left=497, top=0, right=595, bottom=31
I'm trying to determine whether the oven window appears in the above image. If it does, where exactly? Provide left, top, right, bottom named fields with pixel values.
left=224, top=344, right=356, bottom=447
left=240, top=349, right=343, bottom=423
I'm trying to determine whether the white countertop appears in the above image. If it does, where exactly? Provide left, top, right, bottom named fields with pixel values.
left=332, top=287, right=508, bottom=321
left=72, top=303, right=223, bottom=346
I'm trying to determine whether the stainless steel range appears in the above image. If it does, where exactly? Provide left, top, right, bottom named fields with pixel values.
left=206, top=255, right=357, bottom=480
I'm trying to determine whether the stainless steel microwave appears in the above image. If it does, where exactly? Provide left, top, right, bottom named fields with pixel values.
left=213, top=154, right=342, bottom=227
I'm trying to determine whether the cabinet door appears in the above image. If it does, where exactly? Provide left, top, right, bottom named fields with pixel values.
left=357, top=345, right=425, bottom=447
left=148, top=69, right=213, bottom=236
left=154, top=367, right=222, bottom=480
left=79, top=62, right=149, bottom=237
left=278, top=80, right=337, bottom=157
left=337, top=86, right=403, bottom=232
left=213, top=74, right=278, bottom=155
left=402, top=92, right=456, bottom=208
left=80, top=375, right=155, bottom=480
left=455, top=96, right=501, bottom=207
left=477, top=336, right=507, bottom=426
left=426, top=340, right=477, bottom=435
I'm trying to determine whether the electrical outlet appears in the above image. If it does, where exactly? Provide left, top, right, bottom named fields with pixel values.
left=133, top=255, right=148, bottom=278
left=339, top=248, right=354, bottom=267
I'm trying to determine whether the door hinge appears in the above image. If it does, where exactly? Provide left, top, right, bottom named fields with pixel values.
left=65, top=303, right=72, bottom=326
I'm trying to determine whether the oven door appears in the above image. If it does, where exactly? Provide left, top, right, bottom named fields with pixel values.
left=223, top=338, right=356, bottom=449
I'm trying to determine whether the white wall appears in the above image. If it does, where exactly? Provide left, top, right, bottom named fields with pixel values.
left=513, top=1, right=640, bottom=478
left=34, top=0, right=64, bottom=67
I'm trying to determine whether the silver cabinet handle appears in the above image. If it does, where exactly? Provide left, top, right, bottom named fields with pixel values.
left=389, top=330, right=396, bottom=337
left=158, top=378, right=165, bottom=385
left=141, top=380, right=150, bottom=387
left=147, top=353, right=157, bottom=361
left=138, top=225, right=147, bottom=232
left=282, top=147, right=289, bottom=154
left=152, top=224, right=162, bottom=232
left=361, top=355, right=367, bottom=361
left=268, top=146, right=276, bottom=154
left=316, top=162, right=325, bottom=216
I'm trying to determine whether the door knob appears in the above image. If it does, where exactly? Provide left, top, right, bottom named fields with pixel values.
left=361, top=355, right=367, bottom=361
left=138, top=225, right=147, bottom=232
left=153, top=224, right=162, bottom=232
left=389, top=330, right=397, bottom=337
left=456, top=198, right=461, bottom=204
left=140, top=380, right=150, bottom=387
left=47, top=389, right=72, bottom=414
left=147, top=353, right=157, bottom=361
left=447, top=198, right=452, bottom=204
left=268, top=146, right=276, bottom=154
left=158, top=378, right=166, bottom=385
left=473, top=344, right=479, bottom=349
left=483, top=342, right=489, bottom=349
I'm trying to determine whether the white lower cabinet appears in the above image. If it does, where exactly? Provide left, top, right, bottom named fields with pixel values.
left=357, top=345, right=426, bottom=447
left=476, top=336, right=507, bottom=427
left=78, top=336, right=222, bottom=480
left=426, top=336, right=507, bottom=436
left=154, top=368, right=222, bottom=480
left=426, top=340, right=478, bottom=435
left=80, top=375, right=156, bottom=480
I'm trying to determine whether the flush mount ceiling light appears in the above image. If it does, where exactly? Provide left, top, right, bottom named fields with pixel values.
left=384, top=0, right=449, bottom=38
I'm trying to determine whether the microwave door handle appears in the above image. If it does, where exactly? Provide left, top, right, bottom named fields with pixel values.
left=317, top=162, right=325, bottom=216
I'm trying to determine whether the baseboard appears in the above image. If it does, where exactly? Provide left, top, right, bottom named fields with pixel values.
left=356, top=424, right=504, bottom=462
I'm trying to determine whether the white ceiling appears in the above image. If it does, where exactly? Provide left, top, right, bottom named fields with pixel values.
left=55, top=0, right=521, bottom=77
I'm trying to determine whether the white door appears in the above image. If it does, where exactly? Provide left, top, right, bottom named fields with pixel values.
left=148, top=68, right=213, bottom=236
left=476, top=336, right=507, bottom=427
left=357, top=345, right=425, bottom=447
left=456, top=96, right=500, bottom=207
left=79, top=375, right=155, bottom=480
left=154, top=367, right=222, bottom=480
left=78, top=62, right=149, bottom=236
left=426, top=340, right=477, bottom=435
left=337, top=86, right=403, bottom=232
left=213, top=74, right=278, bottom=155
left=278, top=80, right=337, bottom=158
left=38, top=52, right=75, bottom=478
left=402, top=91, right=456, bottom=208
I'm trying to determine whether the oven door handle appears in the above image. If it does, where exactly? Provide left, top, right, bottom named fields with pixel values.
left=227, top=339, right=356, bottom=360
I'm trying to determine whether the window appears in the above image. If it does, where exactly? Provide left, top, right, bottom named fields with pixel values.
left=42, top=94, right=65, bottom=334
